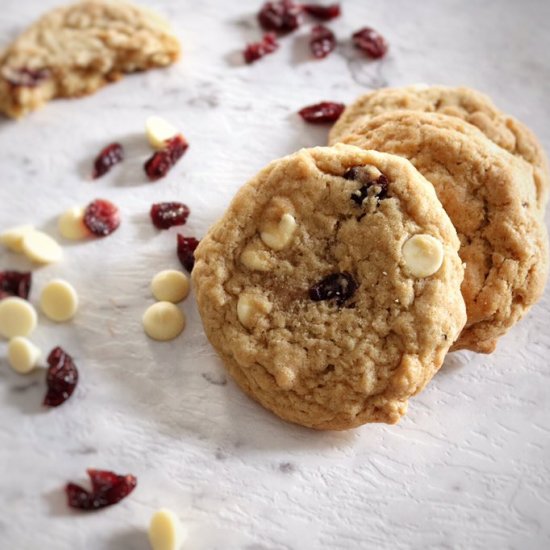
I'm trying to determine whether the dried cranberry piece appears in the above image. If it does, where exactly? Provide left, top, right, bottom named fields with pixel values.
left=177, top=234, right=199, bottom=272
left=92, top=143, right=124, bottom=179
left=243, top=33, right=279, bottom=64
left=258, top=1, right=302, bottom=33
left=302, top=3, right=341, bottom=20
left=298, top=101, right=345, bottom=123
left=352, top=27, right=388, bottom=59
left=144, top=135, right=189, bottom=181
left=150, top=202, right=190, bottom=230
left=310, top=25, right=336, bottom=59
left=0, top=271, right=31, bottom=300
left=66, top=469, right=137, bottom=511
left=5, top=67, right=49, bottom=87
left=83, top=199, right=120, bottom=237
left=345, top=168, right=389, bottom=204
left=309, top=272, right=358, bottom=306
left=43, top=347, right=79, bottom=407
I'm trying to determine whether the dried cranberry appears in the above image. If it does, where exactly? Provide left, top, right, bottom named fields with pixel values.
left=66, top=469, right=137, bottom=511
left=352, top=27, right=388, bottom=59
left=298, top=101, right=345, bottom=123
left=43, top=347, right=78, bottom=407
left=150, top=202, right=190, bottom=230
left=83, top=199, right=120, bottom=237
left=5, top=67, right=49, bottom=87
left=144, top=135, right=189, bottom=181
left=310, top=25, right=336, bottom=59
left=345, top=168, right=389, bottom=204
left=302, top=3, right=341, bottom=20
left=309, top=272, right=358, bottom=306
left=177, top=234, right=199, bottom=272
left=92, top=143, right=124, bottom=179
left=258, top=1, right=301, bottom=33
left=0, top=271, right=31, bottom=300
left=243, top=33, right=279, bottom=64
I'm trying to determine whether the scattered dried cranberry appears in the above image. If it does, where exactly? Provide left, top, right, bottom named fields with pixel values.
left=243, top=32, right=279, bottom=64
left=298, top=101, right=345, bottom=123
left=92, top=143, right=124, bottom=179
left=352, top=27, right=388, bottom=59
left=310, top=24, right=336, bottom=59
left=302, top=3, right=341, bottom=21
left=66, top=469, right=137, bottom=511
left=5, top=67, right=49, bottom=87
left=43, top=347, right=78, bottom=407
left=83, top=199, right=120, bottom=237
left=177, top=234, right=199, bottom=272
left=258, top=1, right=302, bottom=33
left=0, top=271, right=31, bottom=300
left=144, top=135, right=189, bottom=181
left=345, top=168, right=389, bottom=204
left=150, top=202, right=190, bottom=230
left=309, top=272, right=358, bottom=306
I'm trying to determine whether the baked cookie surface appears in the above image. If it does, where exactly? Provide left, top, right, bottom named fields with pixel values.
left=193, top=145, right=466, bottom=430
left=339, top=111, right=549, bottom=353
left=0, top=0, right=180, bottom=118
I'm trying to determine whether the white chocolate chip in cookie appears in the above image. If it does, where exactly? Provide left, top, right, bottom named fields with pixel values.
left=260, top=213, right=297, bottom=251
left=402, top=234, right=444, bottom=278
left=0, top=224, right=34, bottom=252
left=58, top=207, right=89, bottom=240
left=146, top=116, right=179, bottom=150
left=151, top=270, right=190, bottom=303
left=143, top=302, right=186, bottom=341
left=21, top=230, right=63, bottom=264
left=237, top=293, right=272, bottom=329
left=148, top=508, right=187, bottom=550
left=240, top=244, right=272, bottom=271
left=8, top=337, right=41, bottom=374
left=0, top=297, right=38, bottom=339
left=40, top=279, right=79, bottom=322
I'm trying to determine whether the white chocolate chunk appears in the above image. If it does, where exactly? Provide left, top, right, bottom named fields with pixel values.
left=21, top=230, right=63, bottom=264
left=0, top=224, right=34, bottom=252
left=402, top=234, right=444, bottom=278
left=260, top=213, right=297, bottom=251
left=58, top=207, right=89, bottom=240
left=143, top=302, right=186, bottom=341
left=148, top=508, right=187, bottom=550
left=240, top=247, right=271, bottom=271
left=146, top=116, right=179, bottom=150
left=8, top=337, right=41, bottom=374
left=151, top=270, right=190, bottom=303
left=40, top=279, right=79, bottom=322
left=237, top=293, right=272, bottom=329
left=0, top=297, right=38, bottom=339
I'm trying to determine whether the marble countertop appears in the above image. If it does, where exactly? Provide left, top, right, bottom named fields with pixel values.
left=1, top=0, right=550, bottom=548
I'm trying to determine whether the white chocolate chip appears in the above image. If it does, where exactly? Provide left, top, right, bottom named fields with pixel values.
left=237, top=293, right=272, bottom=329
left=402, top=234, right=444, bottom=278
left=148, top=508, right=187, bottom=550
left=0, top=224, right=34, bottom=252
left=58, top=207, right=89, bottom=240
left=151, top=270, right=190, bottom=303
left=260, top=213, right=297, bottom=251
left=146, top=116, right=179, bottom=150
left=143, top=302, right=186, bottom=341
left=40, top=279, right=79, bottom=322
left=240, top=246, right=271, bottom=271
left=7, top=337, right=41, bottom=374
left=21, top=230, right=63, bottom=264
left=0, top=297, right=38, bottom=339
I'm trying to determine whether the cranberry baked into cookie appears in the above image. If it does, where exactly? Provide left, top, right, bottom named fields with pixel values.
left=193, top=145, right=466, bottom=430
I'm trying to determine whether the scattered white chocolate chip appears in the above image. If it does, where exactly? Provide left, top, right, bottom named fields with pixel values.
left=0, top=224, right=34, bottom=252
left=21, top=230, right=63, bottom=264
left=240, top=247, right=271, bottom=272
left=143, top=302, right=186, bottom=341
left=237, top=293, right=272, bottom=329
left=151, top=270, right=190, bottom=303
left=148, top=508, right=187, bottom=550
left=260, top=213, right=297, bottom=251
left=58, top=207, right=89, bottom=240
left=40, top=279, right=79, bottom=322
left=146, top=116, right=179, bottom=150
left=402, top=234, right=444, bottom=278
left=7, top=337, right=41, bottom=374
left=0, top=297, right=38, bottom=339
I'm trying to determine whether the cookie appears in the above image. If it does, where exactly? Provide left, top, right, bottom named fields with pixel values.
left=329, top=85, right=549, bottom=212
left=339, top=111, right=549, bottom=353
left=193, top=144, right=466, bottom=430
left=0, top=0, right=180, bottom=118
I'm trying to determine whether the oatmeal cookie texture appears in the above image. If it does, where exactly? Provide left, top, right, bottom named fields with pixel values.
left=339, top=111, right=549, bottom=354
left=0, top=0, right=180, bottom=118
left=329, top=85, right=550, bottom=212
left=193, top=145, right=466, bottom=430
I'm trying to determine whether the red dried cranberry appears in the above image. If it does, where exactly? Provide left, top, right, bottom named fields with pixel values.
left=92, top=143, right=124, bottom=179
left=243, top=33, right=279, bottom=64
left=310, top=25, right=336, bottom=59
left=150, top=202, right=190, bottom=230
left=83, top=199, right=120, bottom=237
left=5, top=67, right=49, bottom=87
left=144, top=135, right=189, bottom=181
left=0, top=271, right=31, bottom=300
left=66, top=469, right=137, bottom=511
left=345, top=168, right=389, bottom=204
left=43, top=347, right=78, bottom=407
left=352, top=27, right=388, bottom=59
left=177, top=234, right=199, bottom=272
left=298, top=101, right=345, bottom=123
left=302, top=3, right=341, bottom=20
left=258, top=1, right=301, bottom=33
left=309, top=272, right=358, bottom=306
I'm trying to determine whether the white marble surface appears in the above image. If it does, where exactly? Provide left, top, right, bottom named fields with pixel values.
left=1, top=0, right=550, bottom=548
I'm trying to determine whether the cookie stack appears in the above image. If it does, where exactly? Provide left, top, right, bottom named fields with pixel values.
left=193, top=85, right=549, bottom=430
